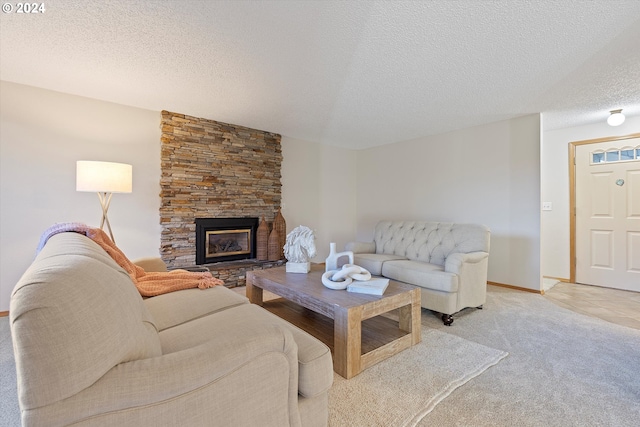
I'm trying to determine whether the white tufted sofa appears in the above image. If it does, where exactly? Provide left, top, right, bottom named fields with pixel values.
left=346, top=221, right=490, bottom=325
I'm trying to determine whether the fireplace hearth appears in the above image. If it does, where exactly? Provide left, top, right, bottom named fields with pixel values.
left=196, top=218, right=259, bottom=265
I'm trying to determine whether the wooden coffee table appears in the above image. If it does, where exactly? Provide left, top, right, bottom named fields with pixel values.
left=246, top=264, right=421, bottom=379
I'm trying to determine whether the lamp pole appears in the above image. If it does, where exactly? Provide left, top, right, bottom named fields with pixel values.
left=97, top=191, right=115, bottom=243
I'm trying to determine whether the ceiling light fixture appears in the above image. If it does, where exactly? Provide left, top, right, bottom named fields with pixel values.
left=607, top=109, right=625, bottom=126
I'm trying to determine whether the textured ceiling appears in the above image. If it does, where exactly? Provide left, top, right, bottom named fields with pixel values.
left=1, top=0, right=639, bottom=149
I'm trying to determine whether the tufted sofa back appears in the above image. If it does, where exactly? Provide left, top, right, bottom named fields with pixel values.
left=373, top=221, right=490, bottom=266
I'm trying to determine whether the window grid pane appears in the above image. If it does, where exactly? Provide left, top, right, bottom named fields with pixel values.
left=621, top=149, right=634, bottom=161
left=592, top=153, right=604, bottom=163
left=606, top=151, right=620, bottom=162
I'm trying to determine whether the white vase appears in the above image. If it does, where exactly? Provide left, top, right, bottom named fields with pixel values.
left=325, top=242, right=354, bottom=272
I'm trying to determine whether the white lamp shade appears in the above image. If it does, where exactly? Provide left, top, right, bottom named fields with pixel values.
left=607, top=110, right=625, bottom=126
left=76, top=161, right=133, bottom=193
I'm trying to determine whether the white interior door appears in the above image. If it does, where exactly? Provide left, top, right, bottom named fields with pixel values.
left=575, top=138, right=640, bottom=292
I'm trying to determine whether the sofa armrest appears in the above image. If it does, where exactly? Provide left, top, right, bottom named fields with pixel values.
left=25, top=323, right=301, bottom=427
left=445, top=251, right=489, bottom=310
left=132, top=257, right=209, bottom=273
left=345, top=241, right=376, bottom=254
left=444, top=251, right=489, bottom=275
left=132, top=257, right=168, bottom=272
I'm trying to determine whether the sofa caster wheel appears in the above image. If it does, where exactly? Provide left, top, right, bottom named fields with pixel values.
left=442, top=314, right=454, bottom=326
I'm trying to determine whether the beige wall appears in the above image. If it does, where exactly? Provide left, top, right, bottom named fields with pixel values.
left=0, top=81, right=162, bottom=311
left=280, top=137, right=358, bottom=261
left=541, top=115, right=640, bottom=286
left=355, top=115, right=542, bottom=290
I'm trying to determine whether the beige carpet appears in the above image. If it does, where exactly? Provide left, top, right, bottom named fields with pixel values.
left=328, top=328, right=508, bottom=427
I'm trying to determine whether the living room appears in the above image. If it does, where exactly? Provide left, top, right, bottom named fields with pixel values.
left=1, top=0, right=639, bottom=312
left=1, top=1, right=639, bottom=425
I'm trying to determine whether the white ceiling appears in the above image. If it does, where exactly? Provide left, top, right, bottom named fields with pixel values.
left=1, top=0, right=639, bottom=149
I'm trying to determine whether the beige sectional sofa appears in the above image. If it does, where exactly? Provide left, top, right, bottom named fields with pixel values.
left=10, top=232, right=333, bottom=426
left=346, top=221, right=490, bottom=325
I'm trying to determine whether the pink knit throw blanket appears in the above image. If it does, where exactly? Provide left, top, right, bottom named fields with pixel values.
left=37, top=223, right=224, bottom=297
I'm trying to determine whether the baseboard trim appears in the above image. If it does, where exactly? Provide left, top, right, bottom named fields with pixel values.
left=487, top=281, right=544, bottom=295
left=0, top=311, right=8, bottom=317
left=543, top=276, right=571, bottom=283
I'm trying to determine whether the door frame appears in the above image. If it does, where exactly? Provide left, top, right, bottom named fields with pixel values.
left=568, top=132, right=640, bottom=283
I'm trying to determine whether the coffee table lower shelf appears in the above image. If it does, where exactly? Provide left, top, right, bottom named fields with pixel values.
left=262, top=298, right=410, bottom=356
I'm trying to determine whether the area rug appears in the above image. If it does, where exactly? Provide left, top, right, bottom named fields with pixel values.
left=328, top=328, right=508, bottom=427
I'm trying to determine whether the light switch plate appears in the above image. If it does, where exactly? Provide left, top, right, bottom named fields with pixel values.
left=542, top=202, right=552, bottom=211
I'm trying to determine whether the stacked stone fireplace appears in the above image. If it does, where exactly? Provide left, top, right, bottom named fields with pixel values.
left=160, top=111, right=284, bottom=287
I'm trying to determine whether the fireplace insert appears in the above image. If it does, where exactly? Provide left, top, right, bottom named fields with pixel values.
left=195, top=217, right=259, bottom=264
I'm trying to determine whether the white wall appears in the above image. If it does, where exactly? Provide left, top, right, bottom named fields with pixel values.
left=355, top=114, right=542, bottom=290
left=541, top=115, right=640, bottom=285
left=0, top=81, right=162, bottom=311
left=280, top=137, right=358, bottom=261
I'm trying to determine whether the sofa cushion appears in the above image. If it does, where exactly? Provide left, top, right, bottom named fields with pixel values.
left=382, top=260, right=459, bottom=293
left=10, top=233, right=162, bottom=410
left=353, top=253, right=408, bottom=276
left=158, top=303, right=333, bottom=399
left=144, top=286, right=249, bottom=332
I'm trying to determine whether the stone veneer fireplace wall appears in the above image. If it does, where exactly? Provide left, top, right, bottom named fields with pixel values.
left=160, top=110, right=283, bottom=286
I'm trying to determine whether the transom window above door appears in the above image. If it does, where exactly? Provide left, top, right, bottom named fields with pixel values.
left=591, top=145, right=640, bottom=164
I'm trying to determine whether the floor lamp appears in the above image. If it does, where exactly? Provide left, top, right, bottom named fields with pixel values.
left=76, top=161, right=132, bottom=243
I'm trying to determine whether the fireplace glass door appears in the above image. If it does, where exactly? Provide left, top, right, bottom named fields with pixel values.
left=205, top=229, right=251, bottom=259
